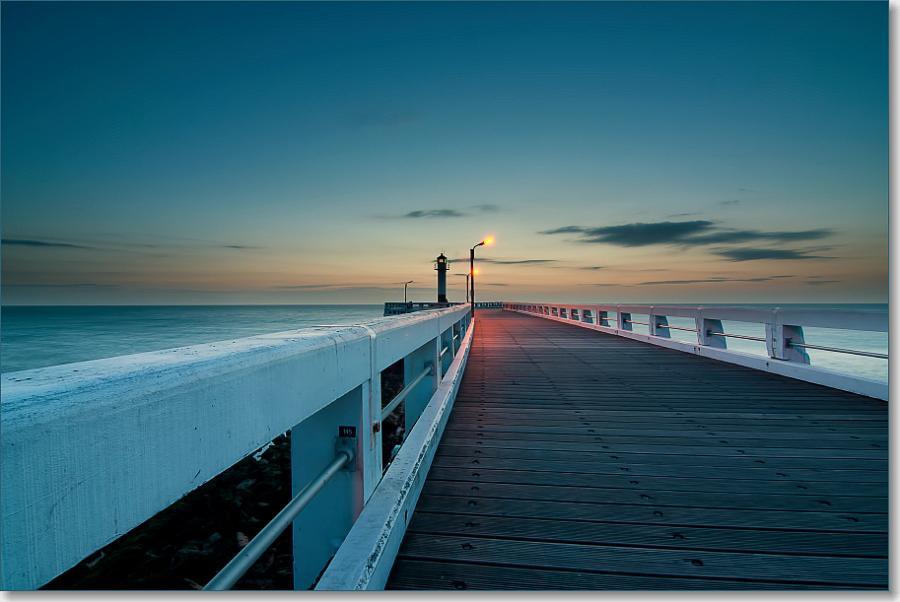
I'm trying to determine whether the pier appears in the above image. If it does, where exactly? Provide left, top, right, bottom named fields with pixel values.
left=1, top=303, right=888, bottom=590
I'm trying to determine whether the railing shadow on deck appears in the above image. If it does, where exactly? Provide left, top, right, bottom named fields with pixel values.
left=0, top=305, right=473, bottom=590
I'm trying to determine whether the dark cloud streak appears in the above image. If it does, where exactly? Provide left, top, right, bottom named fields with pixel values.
left=404, top=209, right=466, bottom=219
left=638, top=275, right=794, bottom=285
left=448, top=257, right=557, bottom=265
left=539, top=221, right=833, bottom=248
left=715, top=248, right=832, bottom=261
left=2, top=238, right=95, bottom=250
left=392, top=204, right=501, bottom=219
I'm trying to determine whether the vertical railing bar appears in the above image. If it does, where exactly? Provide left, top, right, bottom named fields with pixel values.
left=381, top=365, right=432, bottom=420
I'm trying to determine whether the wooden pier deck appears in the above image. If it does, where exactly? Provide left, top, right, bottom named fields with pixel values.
left=386, top=310, right=888, bottom=590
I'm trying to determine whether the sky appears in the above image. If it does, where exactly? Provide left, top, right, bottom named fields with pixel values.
left=1, top=1, right=888, bottom=305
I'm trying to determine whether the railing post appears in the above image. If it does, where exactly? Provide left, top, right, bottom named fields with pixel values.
left=364, top=330, right=381, bottom=501
left=402, top=339, right=439, bottom=434
left=650, top=309, right=670, bottom=338
left=619, top=306, right=633, bottom=331
left=291, top=385, right=364, bottom=589
left=696, top=310, right=726, bottom=349
left=768, top=309, right=810, bottom=364
left=440, top=326, right=453, bottom=376
left=592, top=305, right=606, bottom=328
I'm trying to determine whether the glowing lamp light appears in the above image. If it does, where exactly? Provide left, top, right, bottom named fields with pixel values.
left=483, top=235, right=495, bottom=246
left=473, top=268, right=481, bottom=276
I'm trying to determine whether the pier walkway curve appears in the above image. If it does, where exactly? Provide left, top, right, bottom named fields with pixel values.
left=386, top=310, right=888, bottom=590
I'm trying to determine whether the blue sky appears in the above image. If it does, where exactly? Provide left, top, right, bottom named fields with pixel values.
left=1, top=1, right=887, bottom=304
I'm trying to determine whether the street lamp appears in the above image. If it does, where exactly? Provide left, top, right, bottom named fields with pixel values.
left=470, top=235, right=494, bottom=315
left=403, top=280, right=414, bottom=303
left=455, top=273, right=470, bottom=303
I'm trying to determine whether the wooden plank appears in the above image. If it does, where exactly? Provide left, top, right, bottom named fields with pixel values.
left=425, top=466, right=888, bottom=497
left=431, top=455, right=887, bottom=483
left=448, top=420, right=887, bottom=435
left=388, top=559, right=861, bottom=590
left=421, top=480, right=887, bottom=513
left=442, top=427, right=888, bottom=446
left=417, top=494, right=887, bottom=532
left=406, top=512, right=888, bottom=557
left=397, top=534, right=887, bottom=587
left=449, top=408, right=889, bottom=425
left=437, top=442, right=889, bottom=463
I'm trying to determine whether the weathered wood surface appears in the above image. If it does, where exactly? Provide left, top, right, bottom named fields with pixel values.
left=386, top=310, right=888, bottom=590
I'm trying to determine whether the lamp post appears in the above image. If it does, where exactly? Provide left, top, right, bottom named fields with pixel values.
left=469, top=235, right=494, bottom=316
left=403, top=280, right=414, bottom=303
left=455, top=273, right=470, bottom=303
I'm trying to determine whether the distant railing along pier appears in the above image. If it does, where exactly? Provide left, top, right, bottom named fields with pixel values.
left=503, top=302, right=888, bottom=400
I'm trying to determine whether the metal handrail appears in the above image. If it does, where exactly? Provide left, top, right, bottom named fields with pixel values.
left=624, top=319, right=650, bottom=326
left=381, top=365, right=432, bottom=420
left=663, top=324, right=698, bottom=333
left=788, top=340, right=888, bottom=360
left=707, top=330, right=767, bottom=343
left=204, top=449, right=354, bottom=590
left=439, top=346, right=449, bottom=358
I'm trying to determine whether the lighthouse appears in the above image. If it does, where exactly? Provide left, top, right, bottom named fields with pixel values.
left=435, top=253, right=449, bottom=303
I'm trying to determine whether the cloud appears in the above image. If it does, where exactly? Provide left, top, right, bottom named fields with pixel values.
left=3, top=236, right=262, bottom=253
left=714, top=248, right=832, bottom=261
left=272, top=283, right=396, bottom=290
left=539, top=220, right=834, bottom=248
left=578, top=265, right=605, bottom=270
left=686, top=228, right=833, bottom=245
left=484, top=258, right=556, bottom=265
left=2, top=238, right=94, bottom=250
left=667, top=212, right=701, bottom=218
left=403, top=209, right=466, bottom=219
left=2, top=282, right=118, bottom=289
left=539, top=225, right=591, bottom=235
left=805, top=279, right=840, bottom=285
left=540, top=221, right=716, bottom=246
left=448, top=257, right=557, bottom=265
left=638, top=275, right=794, bottom=285
left=719, top=200, right=741, bottom=206
left=388, top=204, right=500, bottom=220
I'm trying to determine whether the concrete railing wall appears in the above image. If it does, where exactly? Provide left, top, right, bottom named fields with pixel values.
left=0, top=306, right=473, bottom=590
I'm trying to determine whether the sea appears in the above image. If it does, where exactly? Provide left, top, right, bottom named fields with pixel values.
left=0, top=304, right=888, bottom=383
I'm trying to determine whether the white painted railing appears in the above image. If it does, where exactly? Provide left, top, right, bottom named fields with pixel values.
left=503, top=302, right=888, bottom=401
left=0, top=306, right=473, bottom=590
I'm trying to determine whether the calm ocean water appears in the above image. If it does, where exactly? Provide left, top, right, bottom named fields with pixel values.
left=1, top=305, right=384, bottom=373
left=1, top=304, right=888, bottom=382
